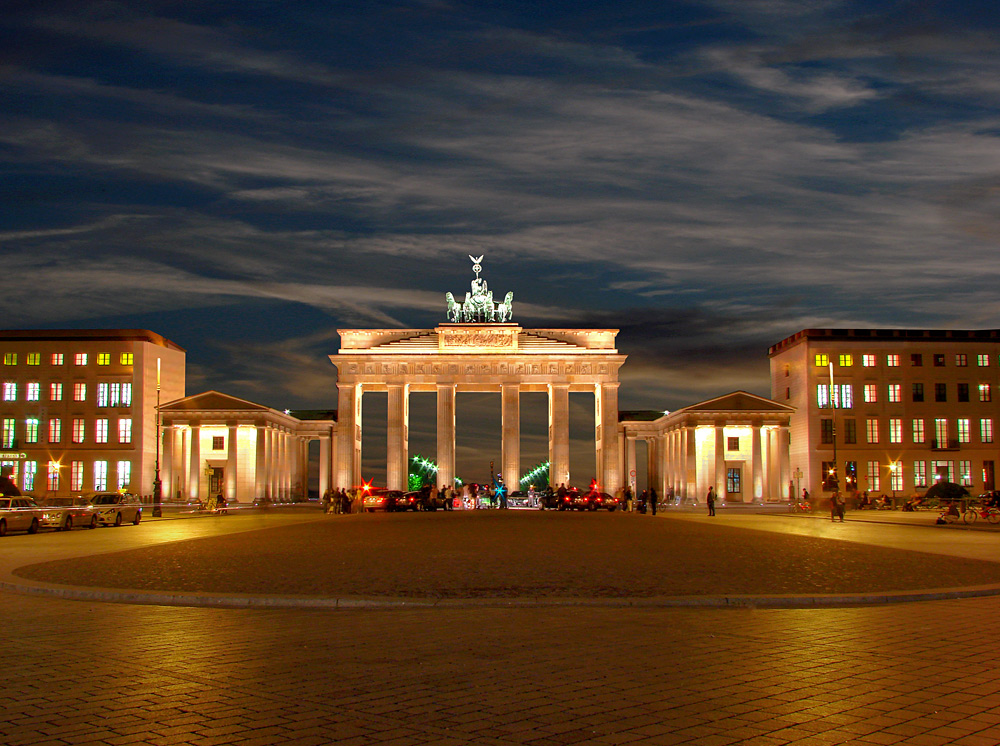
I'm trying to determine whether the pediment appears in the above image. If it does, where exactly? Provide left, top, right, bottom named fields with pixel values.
left=160, top=390, right=270, bottom=413
left=678, top=391, right=794, bottom=414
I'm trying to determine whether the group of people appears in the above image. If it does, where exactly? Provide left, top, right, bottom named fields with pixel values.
left=321, top=487, right=358, bottom=514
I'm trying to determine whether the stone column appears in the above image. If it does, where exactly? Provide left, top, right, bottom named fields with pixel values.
left=268, top=426, right=278, bottom=499
left=386, top=384, right=409, bottom=492
left=548, top=384, right=570, bottom=487
left=188, top=423, right=201, bottom=501
left=714, top=423, right=726, bottom=502
left=685, top=425, right=697, bottom=500
left=436, top=384, right=456, bottom=490
left=284, top=429, right=293, bottom=499
left=162, top=426, right=173, bottom=501
left=778, top=426, right=791, bottom=501
left=179, top=426, right=190, bottom=501
left=598, top=383, right=620, bottom=492
left=752, top=423, right=763, bottom=502
left=335, top=383, right=361, bottom=489
left=226, top=423, right=239, bottom=501
left=255, top=424, right=267, bottom=500
left=625, top=436, right=637, bottom=493
left=502, top=384, right=520, bottom=492
left=646, top=438, right=656, bottom=493
left=319, top=434, right=331, bottom=496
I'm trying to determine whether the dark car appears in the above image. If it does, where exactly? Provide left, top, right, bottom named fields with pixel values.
left=363, top=489, right=402, bottom=512
left=394, top=491, right=422, bottom=512
left=589, top=491, right=620, bottom=511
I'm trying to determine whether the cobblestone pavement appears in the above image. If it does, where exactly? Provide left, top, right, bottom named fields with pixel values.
left=3, top=510, right=1000, bottom=745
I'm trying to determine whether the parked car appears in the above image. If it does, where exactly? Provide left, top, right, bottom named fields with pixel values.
left=394, top=491, right=422, bottom=512
left=36, top=496, right=98, bottom=531
left=84, top=492, right=143, bottom=526
left=0, top=496, right=43, bottom=535
left=363, top=489, right=401, bottom=512
left=589, top=491, right=620, bottom=511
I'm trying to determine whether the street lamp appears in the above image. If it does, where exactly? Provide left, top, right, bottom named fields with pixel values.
left=889, top=461, right=899, bottom=502
left=828, top=362, right=839, bottom=493
left=153, top=358, right=162, bottom=517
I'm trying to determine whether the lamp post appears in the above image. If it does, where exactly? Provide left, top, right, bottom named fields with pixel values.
left=889, top=461, right=898, bottom=502
left=828, top=362, right=838, bottom=493
left=152, top=358, right=162, bottom=517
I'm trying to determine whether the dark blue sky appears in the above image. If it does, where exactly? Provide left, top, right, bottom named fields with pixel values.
left=2, top=0, right=998, bottom=426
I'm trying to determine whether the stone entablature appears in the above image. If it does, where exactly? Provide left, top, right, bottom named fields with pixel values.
left=337, top=326, right=619, bottom=355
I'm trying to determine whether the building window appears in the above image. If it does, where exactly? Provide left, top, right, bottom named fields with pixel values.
left=814, top=354, right=828, bottom=367
left=911, top=353, right=923, bottom=366
left=862, top=354, right=877, bottom=367
left=888, top=384, right=901, bottom=403
left=3, top=353, right=16, bottom=366
left=94, top=461, right=108, bottom=491
left=783, top=364, right=790, bottom=377
left=934, top=419, right=948, bottom=448
left=981, top=419, right=993, bottom=444
left=24, top=418, right=39, bottom=444
left=95, top=419, right=109, bottom=444
left=960, top=460, right=972, bottom=487
left=120, top=353, right=134, bottom=365
left=864, top=384, right=877, bottom=403
left=933, top=354, right=945, bottom=367
left=212, top=436, right=225, bottom=451
left=3, top=382, right=17, bottom=401
left=886, top=354, right=900, bottom=367
left=121, top=383, right=132, bottom=407
left=46, top=462, right=60, bottom=492
left=912, top=383, right=924, bottom=402
left=74, top=353, right=88, bottom=366
left=914, top=461, right=927, bottom=488
left=868, top=461, right=880, bottom=491
left=50, top=382, right=63, bottom=401
left=958, top=383, right=970, bottom=402
left=2, top=419, right=14, bottom=448
left=727, top=436, right=740, bottom=451
left=843, top=419, right=857, bottom=444
left=73, top=382, right=86, bottom=402
left=117, top=461, right=131, bottom=491
left=955, top=354, right=967, bottom=367
left=817, top=384, right=829, bottom=408
left=958, top=419, right=970, bottom=444
left=726, top=467, right=741, bottom=494
left=119, top=418, right=132, bottom=444
left=985, top=461, right=996, bottom=491
left=845, top=461, right=858, bottom=492
left=51, top=353, right=63, bottom=366
left=71, top=461, right=84, bottom=491
left=889, top=418, right=902, bottom=444
left=890, top=465, right=903, bottom=492
left=978, top=354, right=990, bottom=367
left=839, top=354, right=853, bottom=367
left=26, top=353, right=40, bottom=366
left=934, top=383, right=947, bottom=402
left=820, top=419, right=834, bottom=444
left=48, top=418, right=61, bottom=444
left=97, top=353, right=110, bottom=366
left=912, top=419, right=925, bottom=444
left=97, top=383, right=110, bottom=408
left=867, top=418, right=879, bottom=444
left=72, top=419, right=85, bottom=444
left=785, top=387, right=790, bottom=400
left=22, top=462, right=36, bottom=492
left=979, top=383, right=991, bottom=402
left=818, top=383, right=855, bottom=409
left=26, top=382, right=39, bottom=401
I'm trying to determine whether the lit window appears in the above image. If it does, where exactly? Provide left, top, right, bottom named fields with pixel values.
left=889, top=418, right=902, bottom=443
left=913, top=461, right=927, bottom=488
left=933, top=461, right=954, bottom=484
left=118, top=418, right=132, bottom=444
left=888, top=384, right=901, bottom=403
left=955, top=354, right=967, bottom=367
left=839, top=354, right=853, bottom=367
left=980, top=384, right=992, bottom=402
left=120, top=353, right=133, bottom=365
left=890, top=465, right=903, bottom=492
left=978, top=354, right=990, bottom=367
left=814, top=353, right=828, bottom=367
left=26, top=353, right=40, bottom=366
left=912, top=419, right=925, bottom=444
left=97, top=353, right=110, bottom=366
left=121, top=383, right=132, bottom=407
left=868, top=461, right=880, bottom=491
left=94, top=461, right=108, bottom=492
left=117, top=461, right=131, bottom=490
left=74, top=353, right=88, bottom=366
left=51, top=353, right=63, bottom=366
left=109, top=383, right=121, bottom=407
left=837, top=384, right=853, bottom=409
left=960, top=460, right=973, bottom=487
left=71, top=461, right=84, bottom=491
left=817, top=384, right=829, bottom=408
left=864, top=384, right=877, bottom=403
left=886, top=354, right=900, bottom=367
left=50, top=382, right=63, bottom=401
left=3, top=382, right=17, bottom=401
left=982, top=419, right=993, bottom=444
left=958, top=419, right=970, bottom=444
left=727, top=436, right=740, bottom=451
left=73, top=383, right=86, bottom=402
left=24, top=418, right=39, bottom=444
left=26, top=382, right=39, bottom=401
left=212, top=436, right=225, bottom=451
left=3, top=353, right=16, bottom=366
left=48, top=419, right=61, bottom=444
left=22, top=462, right=36, bottom=491
left=867, top=418, right=879, bottom=444
left=934, top=419, right=948, bottom=448
left=72, top=418, right=85, bottom=444
left=1, top=419, right=14, bottom=448
left=862, top=354, right=876, bottom=367
left=46, top=462, right=59, bottom=491
left=97, top=383, right=109, bottom=408
left=95, top=418, right=108, bottom=444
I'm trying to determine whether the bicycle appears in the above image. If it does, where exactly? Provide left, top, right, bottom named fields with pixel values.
left=962, top=503, right=1000, bottom=525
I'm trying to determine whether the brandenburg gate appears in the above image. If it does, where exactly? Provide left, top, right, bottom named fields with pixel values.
left=331, top=257, right=627, bottom=492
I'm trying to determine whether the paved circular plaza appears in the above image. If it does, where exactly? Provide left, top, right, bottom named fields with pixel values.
left=13, top=510, right=1000, bottom=603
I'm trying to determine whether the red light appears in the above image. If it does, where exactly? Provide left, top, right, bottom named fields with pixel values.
left=361, top=478, right=373, bottom=494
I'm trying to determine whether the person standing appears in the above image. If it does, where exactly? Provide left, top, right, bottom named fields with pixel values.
left=649, top=487, right=658, bottom=516
left=831, top=490, right=845, bottom=522
left=706, top=486, right=716, bottom=516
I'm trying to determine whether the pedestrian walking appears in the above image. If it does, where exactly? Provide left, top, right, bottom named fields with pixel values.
left=831, top=490, right=845, bottom=521
left=706, top=486, right=716, bottom=516
left=649, top=487, right=658, bottom=516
